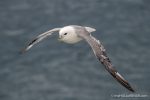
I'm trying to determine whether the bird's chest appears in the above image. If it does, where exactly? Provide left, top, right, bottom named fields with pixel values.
left=63, top=34, right=82, bottom=44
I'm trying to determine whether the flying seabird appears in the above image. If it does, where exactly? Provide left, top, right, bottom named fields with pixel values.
left=22, top=25, right=135, bottom=92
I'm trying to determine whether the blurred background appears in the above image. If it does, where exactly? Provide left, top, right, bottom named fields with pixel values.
left=0, top=0, right=150, bottom=100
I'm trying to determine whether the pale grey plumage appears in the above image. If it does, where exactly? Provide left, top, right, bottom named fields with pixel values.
left=22, top=25, right=135, bottom=92
left=69, top=25, right=134, bottom=92
left=21, top=28, right=61, bottom=53
left=77, top=31, right=134, bottom=92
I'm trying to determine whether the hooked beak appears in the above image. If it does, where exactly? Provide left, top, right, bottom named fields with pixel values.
left=58, top=38, right=62, bottom=41
left=58, top=36, right=63, bottom=42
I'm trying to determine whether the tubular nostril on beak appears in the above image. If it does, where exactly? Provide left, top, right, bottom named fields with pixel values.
left=59, top=35, right=62, bottom=39
left=58, top=35, right=63, bottom=41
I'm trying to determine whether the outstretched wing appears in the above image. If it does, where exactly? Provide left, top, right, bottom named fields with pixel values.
left=83, top=35, right=135, bottom=92
left=21, top=28, right=61, bottom=53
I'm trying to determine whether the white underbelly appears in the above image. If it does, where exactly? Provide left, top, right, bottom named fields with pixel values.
left=64, top=36, right=82, bottom=44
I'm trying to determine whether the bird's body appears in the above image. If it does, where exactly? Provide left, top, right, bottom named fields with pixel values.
left=22, top=25, right=135, bottom=92
left=58, top=25, right=96, bottom=44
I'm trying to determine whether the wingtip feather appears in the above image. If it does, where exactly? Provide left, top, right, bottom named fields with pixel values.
left=114, top=72, right=135, bottom=92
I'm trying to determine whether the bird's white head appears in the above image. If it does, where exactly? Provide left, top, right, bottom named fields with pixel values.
left=58, top=26, right=82, bottom=44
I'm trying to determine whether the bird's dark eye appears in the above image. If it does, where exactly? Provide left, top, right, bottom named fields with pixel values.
left=64, top=33, right=67, bottom=35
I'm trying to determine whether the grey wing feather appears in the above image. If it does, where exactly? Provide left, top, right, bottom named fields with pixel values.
left=83, top=35, right=135, bottom=92
left=21, top=28, right=61, bottom=53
